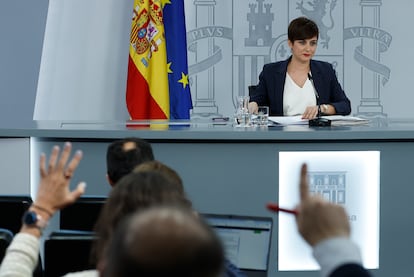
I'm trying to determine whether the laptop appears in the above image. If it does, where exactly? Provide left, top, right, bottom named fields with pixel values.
left=202, top=214, right=273, bottom=277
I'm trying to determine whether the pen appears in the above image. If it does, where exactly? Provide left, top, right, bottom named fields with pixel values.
left=212, top=117, right=229, bottom=122
left=266, top=203, right=298, bottom=215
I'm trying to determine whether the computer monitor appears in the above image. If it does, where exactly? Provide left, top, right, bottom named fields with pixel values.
left=278, top=151, right=380, bottom=271
left=202, top=214, right=273, bottom=277
left=0, top=195, right=32, bottom=234
left=60, top=196, right=106, bottom=231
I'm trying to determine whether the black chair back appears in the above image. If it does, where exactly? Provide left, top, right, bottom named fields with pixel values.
left=248, top=85, right=258, bottom=97
left=0, top=196, right=43, bottom=277
left=44, top=230, right=97, bottom=277
left=0, top=195, right=32, bottom=234
left=60, top=196, right=106, bottom=231
left=0, top=228, right=13, bottom=264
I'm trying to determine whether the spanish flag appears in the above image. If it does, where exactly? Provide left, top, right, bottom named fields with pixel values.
left=126, top=0, right=192, bottom=120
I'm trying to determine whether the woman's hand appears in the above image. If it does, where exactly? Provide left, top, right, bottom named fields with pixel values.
left=248, top=101, right=259, bottom=114
left=302, top=105, right=319, bottom=119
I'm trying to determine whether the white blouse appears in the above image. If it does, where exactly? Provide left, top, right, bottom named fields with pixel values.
left=283, top=73, right=316, bottom=116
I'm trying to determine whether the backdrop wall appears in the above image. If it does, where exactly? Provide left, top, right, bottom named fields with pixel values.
left=1, top=0, right=410, bottom=122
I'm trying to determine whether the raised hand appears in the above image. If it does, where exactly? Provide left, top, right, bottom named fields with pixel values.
left=295, top=163, right=350, bottom=246
left=34, top=142, right=86, bottom=216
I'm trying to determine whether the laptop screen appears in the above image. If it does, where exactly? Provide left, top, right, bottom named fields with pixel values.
left=202, top=214, right=272, bottom=273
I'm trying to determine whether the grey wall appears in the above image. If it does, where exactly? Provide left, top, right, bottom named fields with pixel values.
left=0, top=138, right=30, bottom=194
left=0, top=0, right=48, bottom=123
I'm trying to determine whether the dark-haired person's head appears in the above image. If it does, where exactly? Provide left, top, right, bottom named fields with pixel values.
left=92, top=171, right=192, bottom=265
left=288, top=16, right=319, bottom=43
left=103, top=206, right=224, bottom=277
left=106, top=137, right=154, bottom=186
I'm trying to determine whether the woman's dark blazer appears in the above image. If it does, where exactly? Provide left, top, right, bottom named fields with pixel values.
left=249, top=57, right=351, bottom=116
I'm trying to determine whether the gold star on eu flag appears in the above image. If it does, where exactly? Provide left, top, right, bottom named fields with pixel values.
left=160, top=0, right=171, bottom=8
left=178, top=72, right=189, bottom=89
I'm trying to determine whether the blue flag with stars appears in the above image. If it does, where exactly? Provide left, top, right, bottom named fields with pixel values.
left=163, top=0, right=193, bottom=120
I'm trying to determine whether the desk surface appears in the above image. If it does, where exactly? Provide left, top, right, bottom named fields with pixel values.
left=1, top=118, right=414, bottom=141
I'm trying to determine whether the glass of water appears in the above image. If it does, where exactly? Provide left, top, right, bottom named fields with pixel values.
left=234, top=95, right=252, bottom=127
left=257, top=106, right=269, bottom=126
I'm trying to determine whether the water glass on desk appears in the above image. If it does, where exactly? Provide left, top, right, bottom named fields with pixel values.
left=257, top=106, right=269, bottom=126
left=234, top=96, right=252, bottom=127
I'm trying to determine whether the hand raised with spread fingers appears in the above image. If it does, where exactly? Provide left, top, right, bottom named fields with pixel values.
left=34, top=142, right=86, bottom=217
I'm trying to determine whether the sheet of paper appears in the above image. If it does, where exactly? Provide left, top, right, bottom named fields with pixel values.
left=269, top=115, right=369, bottom=126
left=322, top=115, right=369, bottom=122
left=269, top=116, right=308, bottom=125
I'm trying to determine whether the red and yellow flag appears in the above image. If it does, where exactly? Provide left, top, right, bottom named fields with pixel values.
left=126, top=0, right=170, bottom=120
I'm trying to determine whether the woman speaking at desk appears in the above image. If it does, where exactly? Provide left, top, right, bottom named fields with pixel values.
left=248, top=17, right=351, bottom=119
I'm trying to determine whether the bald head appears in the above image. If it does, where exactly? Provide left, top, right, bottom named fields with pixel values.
left=104, top=206, right=224, bottom=277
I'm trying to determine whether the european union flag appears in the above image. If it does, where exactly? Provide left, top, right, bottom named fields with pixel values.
left=164, top=0, right=193, bottom=120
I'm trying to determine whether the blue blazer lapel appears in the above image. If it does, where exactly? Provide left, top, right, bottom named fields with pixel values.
left=309, top=60, right=323, bottom=98
left=273, top=60, right=289, bottom=115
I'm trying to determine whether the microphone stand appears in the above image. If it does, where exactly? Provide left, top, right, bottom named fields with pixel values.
left=307, top=73, right=331, bottom=127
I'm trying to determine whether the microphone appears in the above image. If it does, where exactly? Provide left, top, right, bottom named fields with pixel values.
left=307, top=73, right=331, bottom=127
